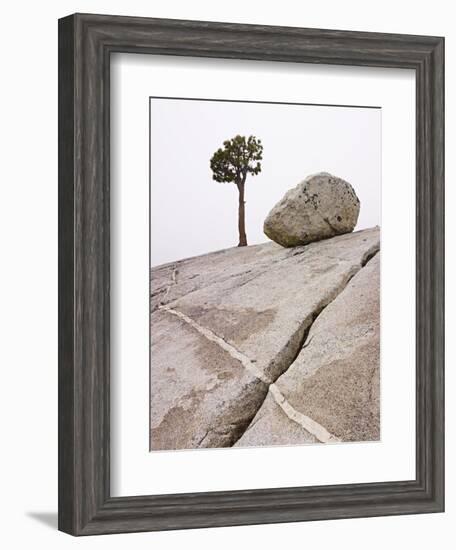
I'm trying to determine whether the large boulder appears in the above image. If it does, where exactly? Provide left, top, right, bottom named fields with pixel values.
left=263, top=172, right=360, bottom=247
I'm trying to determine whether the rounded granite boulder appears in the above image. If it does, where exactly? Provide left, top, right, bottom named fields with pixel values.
left=263, top=172, right=360, bottom=247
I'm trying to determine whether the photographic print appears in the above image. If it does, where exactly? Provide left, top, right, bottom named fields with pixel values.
left=150, top=97, right=381, bottom=451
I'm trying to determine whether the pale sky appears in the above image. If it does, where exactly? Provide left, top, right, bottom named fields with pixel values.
left=150, top=98, right=381, bottom=267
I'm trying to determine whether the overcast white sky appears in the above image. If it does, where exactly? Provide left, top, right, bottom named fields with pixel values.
left=150, top=98, right=381, bottom=267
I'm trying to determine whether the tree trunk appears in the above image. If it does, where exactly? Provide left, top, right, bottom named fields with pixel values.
left=237, top=181, right=247, bottom=247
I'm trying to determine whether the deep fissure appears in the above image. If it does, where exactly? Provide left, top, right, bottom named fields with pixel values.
left=229, top=248, right=380, bottom=445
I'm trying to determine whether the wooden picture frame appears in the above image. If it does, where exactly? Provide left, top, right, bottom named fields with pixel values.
left=58, top=13, right=444, bottom=535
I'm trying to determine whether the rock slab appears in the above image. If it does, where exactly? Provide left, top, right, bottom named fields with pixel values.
left=236, top=252, right=380, bottom=447
left=263, top=172, right=360, bottom=247
left=150, top=227, right=379, bottom=450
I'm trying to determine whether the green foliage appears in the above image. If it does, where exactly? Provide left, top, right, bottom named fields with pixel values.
left=210, top=135, right=263, bottom=184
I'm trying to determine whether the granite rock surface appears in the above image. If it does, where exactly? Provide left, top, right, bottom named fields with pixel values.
left=263, top=172, right=360, bottom=247
left=150, top=227, right=380, bottom=450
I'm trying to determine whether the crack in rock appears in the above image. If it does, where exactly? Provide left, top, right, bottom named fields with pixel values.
left=159, top=304, right=338, bottom=443
left=159, top=265, right=179, bottom=305
left=235, top=248, right=380, bottom=444
left=158, top=304, right=272, bottom=385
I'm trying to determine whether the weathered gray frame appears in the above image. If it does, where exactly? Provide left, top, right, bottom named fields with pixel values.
left=58, top=13, right=445, bottom=535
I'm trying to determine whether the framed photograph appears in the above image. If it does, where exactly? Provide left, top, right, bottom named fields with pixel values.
left=58, top=13, right=444, bottom=535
